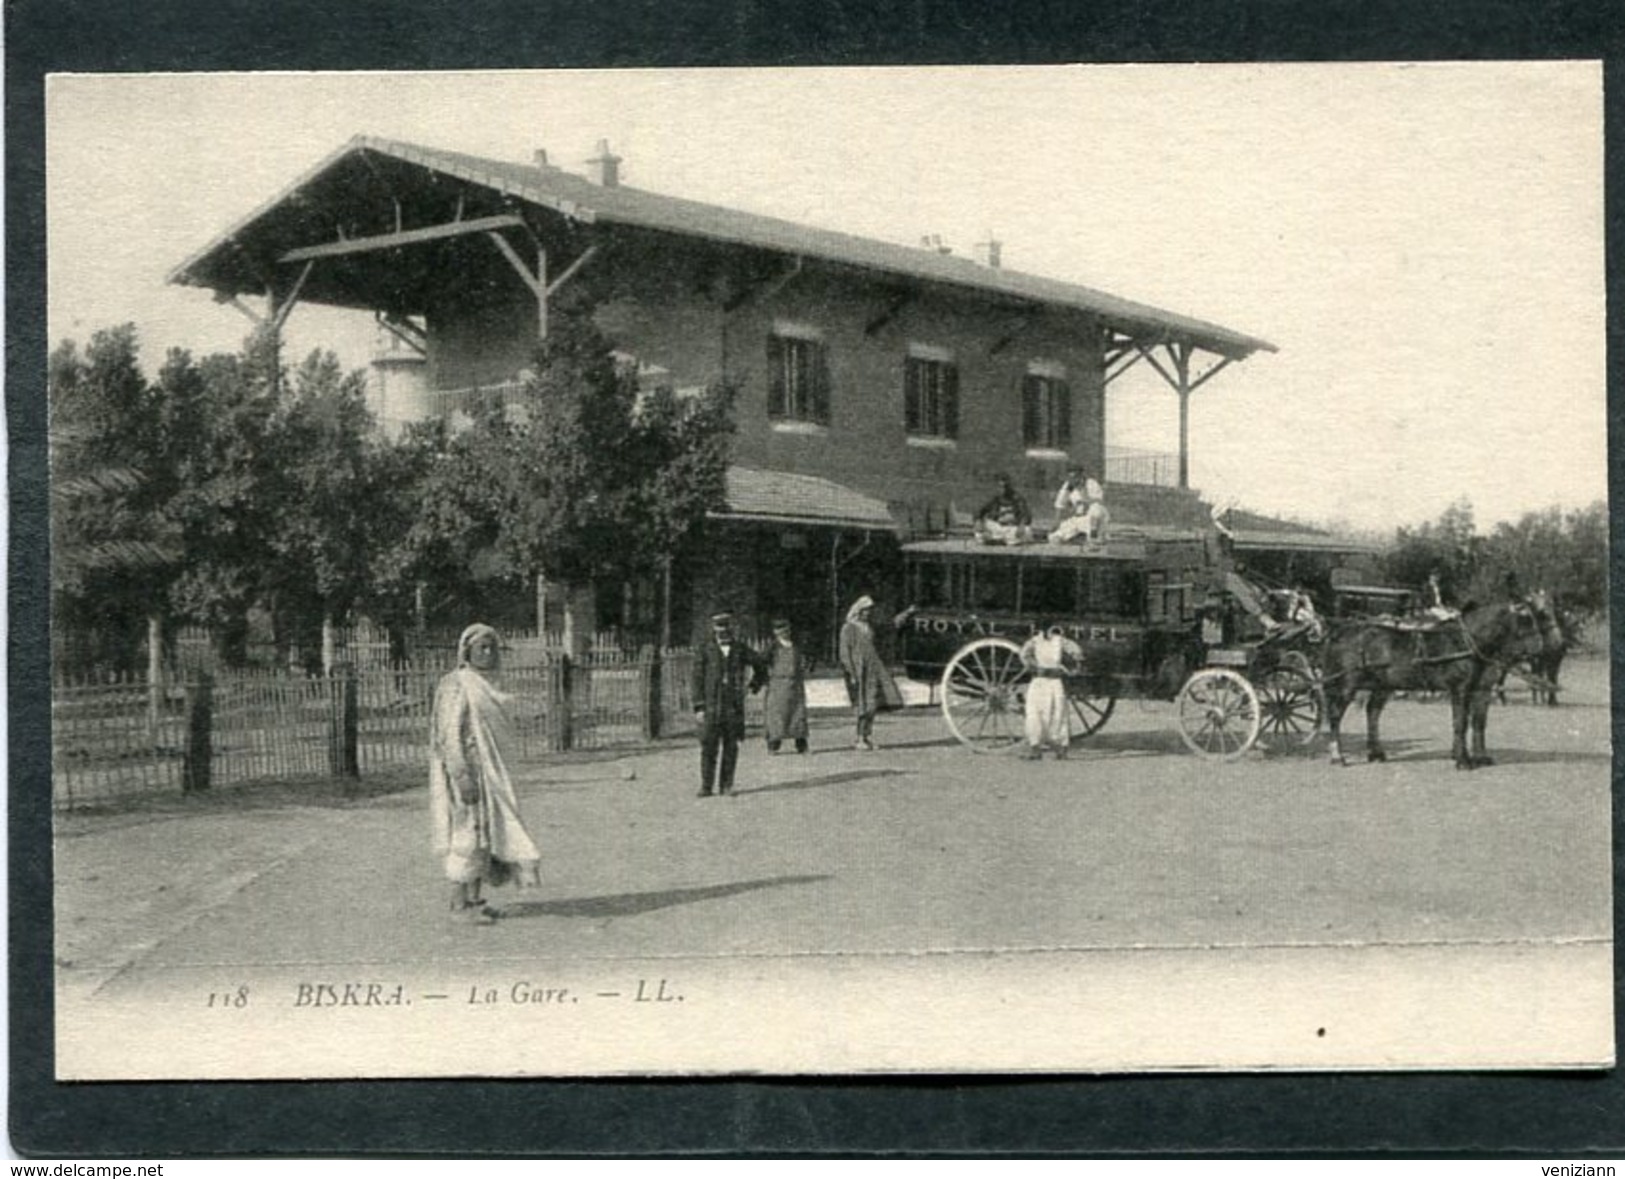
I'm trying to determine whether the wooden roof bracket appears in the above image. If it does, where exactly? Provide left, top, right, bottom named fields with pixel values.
left=1129, top=337, right=1240, bottom=491
left=270, top=260, right=315, bottom=333
left=723, top=255, right=803, bottom=313
left=545, top=244, right=600, bottom=297
left=486, top=229, right=546, bottom=299
left=213, top=289, right=265, bottom=326
left=1102, top=329, right=1144, bottom=385
left=989, top=303, right=1039, bottom=355
left=864, top=288, right=914, bottom=336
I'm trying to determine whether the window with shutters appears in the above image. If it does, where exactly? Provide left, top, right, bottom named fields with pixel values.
left=904, top=350, right=959, bottom=442
left=767, top=331, right=831, bottom=426
left=1021, top=365, right=1071, bottom=451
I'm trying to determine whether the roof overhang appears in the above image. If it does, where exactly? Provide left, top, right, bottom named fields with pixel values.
left=711, top=467, right=898, bottom=532
left=168, top=134, right=1276, bottom=360
left=1230, top=529, right=1375, bottom=556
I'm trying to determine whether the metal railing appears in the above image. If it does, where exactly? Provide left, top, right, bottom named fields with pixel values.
left=1105, top=446, right=1179, bottom=488
left=425, top=380, right=527, bottom=420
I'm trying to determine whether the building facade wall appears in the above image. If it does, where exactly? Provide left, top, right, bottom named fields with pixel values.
left=711, top=266, right=1104, bottom=525
left=425, top=244, right=1107, bottom=524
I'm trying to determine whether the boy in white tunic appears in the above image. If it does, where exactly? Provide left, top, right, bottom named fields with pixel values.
left=1020, top=623, right=1085, bottom=759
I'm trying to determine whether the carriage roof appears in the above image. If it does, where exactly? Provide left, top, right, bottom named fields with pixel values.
left=901, top=527, right=1206, bottom=564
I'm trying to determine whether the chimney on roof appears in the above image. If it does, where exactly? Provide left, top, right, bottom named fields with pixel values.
left=533, top=148, right=552, bottom=170
left=586, top=138, right=622, bottom=187
left=918, top=234, right=952, bottom=256
left=975, top=233, right=1002, bottom=269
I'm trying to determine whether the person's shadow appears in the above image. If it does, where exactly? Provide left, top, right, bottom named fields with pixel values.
left=736, top=768, right=908, bottom=796
left=500, top=874, right=831, bottom=919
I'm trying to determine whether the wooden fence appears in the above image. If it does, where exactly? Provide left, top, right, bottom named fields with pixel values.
left=166, top=625, right=630, bottom=678
left=51, top=648, right=707, bottom=810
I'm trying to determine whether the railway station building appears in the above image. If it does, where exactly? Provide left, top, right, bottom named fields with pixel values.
left=171, top=135, right=1292, bottom=657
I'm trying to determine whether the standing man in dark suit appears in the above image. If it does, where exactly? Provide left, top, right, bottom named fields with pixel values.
left=692, top=612, right=766, bottom=797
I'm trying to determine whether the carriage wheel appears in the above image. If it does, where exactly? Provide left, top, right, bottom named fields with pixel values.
left=1254, top=666, right=1323, bottom=752
left=940, top=637, right=1029, bottom=753
left=1176, top=668, right=1262, bottom=760
left=1065, top=684, right=1116, bottom=744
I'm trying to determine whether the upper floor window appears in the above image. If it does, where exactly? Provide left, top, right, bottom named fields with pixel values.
left=904, top=345, right=959, bottom=440
left=768, top=325, right=830, bottom=426
left=1022, top=361, right=1071, bottom=451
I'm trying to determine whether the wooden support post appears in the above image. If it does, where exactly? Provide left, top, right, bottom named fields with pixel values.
left=660, top=557, right=673, bottom=651
left=146, top=613, right=163, bottom=747
left=182, top=671, right=213, bottom=794
left=328, top=662, right=359, bottom=779
left=1178, top=383, right=1191, bottom=491
left=537, top=243, right=549, bottom=340
left=643, top=648, right=663, bottom=741
left=1173, top=343, right=1192, bottom=491
left=555, top=654, right=575, bottom=752
left=321, top=613, right=337, bottom=677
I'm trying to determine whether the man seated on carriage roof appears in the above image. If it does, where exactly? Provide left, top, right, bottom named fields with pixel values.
left=974, top=473, right=1033, bottom=546
left=1051, top=466, right=1109, bottom=546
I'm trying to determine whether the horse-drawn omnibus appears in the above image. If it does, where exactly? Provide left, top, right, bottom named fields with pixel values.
left=896, top=529, right=1324, bottom=760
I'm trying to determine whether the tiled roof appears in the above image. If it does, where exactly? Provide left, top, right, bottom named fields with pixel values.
left=717, top=466, right=896, bottom=530
left=171, top=134, right=1275, bottom=360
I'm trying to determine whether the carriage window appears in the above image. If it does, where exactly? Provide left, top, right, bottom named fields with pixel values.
left=911, top=560, right=954, bottom=608
left=1081, top=566, right=1140, bottom=618
left=970, top=560, right=1018, bottom=611
left=1145, top=570, right=1168, bottom=622
left=1125, top=571, right=1151, bottom=618
left=1022, top=564, right=1077, bottom=616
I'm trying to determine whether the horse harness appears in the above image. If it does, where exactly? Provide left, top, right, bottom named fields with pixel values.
left=1320, top=602, right=1538, bottom=686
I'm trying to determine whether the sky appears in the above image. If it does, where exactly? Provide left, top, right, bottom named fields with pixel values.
left=45, top=64, right=1606, bottom=533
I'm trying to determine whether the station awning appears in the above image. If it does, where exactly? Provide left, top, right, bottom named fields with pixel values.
left=1230, top=529, right=1375, bottom=556
left=711, top=466, right=898, bottom=532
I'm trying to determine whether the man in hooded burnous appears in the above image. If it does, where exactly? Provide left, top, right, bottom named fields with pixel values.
left=839, top=595, right=907, bottom=750
left=429, top=624, right=543, bottom=924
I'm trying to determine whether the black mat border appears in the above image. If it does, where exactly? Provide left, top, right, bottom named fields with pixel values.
left=9, top=0, right=1624, bottom=1159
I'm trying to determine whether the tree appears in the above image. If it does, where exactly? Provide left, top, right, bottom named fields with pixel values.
left=1380, top=498, right=1608, bottom=619
left=262, top=349, right=384, bottom=668
left=48, top=326, right=181, bottom=673
left=159, top=327, right=288, bottom=665
left=1383, top=498, right=1479, bottom=604
left=388, top=306, right=735, bottom=645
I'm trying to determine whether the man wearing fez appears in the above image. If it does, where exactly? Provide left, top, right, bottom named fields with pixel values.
left=692, top=611, right=767, bottom=797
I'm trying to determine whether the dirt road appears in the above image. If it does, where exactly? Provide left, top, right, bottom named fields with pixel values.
left=53, top=655, right=1612, bottom=1078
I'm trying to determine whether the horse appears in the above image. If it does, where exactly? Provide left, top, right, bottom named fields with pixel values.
left=1527, top=608, right=1580, bottom=706
left=1320, top=590, right=1561, bottom=769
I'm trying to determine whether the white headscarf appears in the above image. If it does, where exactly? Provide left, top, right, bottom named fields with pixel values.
left=457, top=623, right=501, bottom=669
left=845, top=595, right=875, bottom=624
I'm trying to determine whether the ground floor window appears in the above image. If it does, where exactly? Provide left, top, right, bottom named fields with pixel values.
left=1022, top=366, right=1071, bottom=450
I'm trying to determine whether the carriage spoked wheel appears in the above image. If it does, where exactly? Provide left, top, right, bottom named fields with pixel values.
left=1253, top=657, right=1324, bottom=753
left=1175, top=667, right=1262, bottom=760
left=1064, top=683, right=1117, bottom=745
left=940, top=637, right=1030, bottom=753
